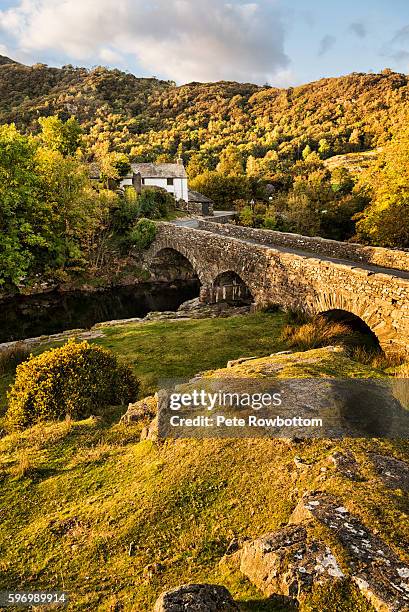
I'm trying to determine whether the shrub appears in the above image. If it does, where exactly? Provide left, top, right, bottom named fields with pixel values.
left=136, top=187, right=175, bottom=219
left=6, top=340, right=139, bottom=429
left=350, top=346, right=405, bottom=370
left=129, top=218, right=157, bottom=250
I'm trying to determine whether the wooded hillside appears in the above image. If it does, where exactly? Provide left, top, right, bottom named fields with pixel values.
left=1, top=57, right=407, bottom=166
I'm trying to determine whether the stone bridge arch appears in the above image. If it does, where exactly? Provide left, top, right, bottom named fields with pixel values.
left=146, top=223, right=409, bottom=355
left=309, top=291, right=391, bottom=351
left=208, top=270, right=254, bottom=305
left=147, top=242, right=209, bottom=286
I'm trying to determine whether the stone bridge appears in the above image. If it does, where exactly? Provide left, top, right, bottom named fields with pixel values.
left=146, top=221, right=409, bottom=354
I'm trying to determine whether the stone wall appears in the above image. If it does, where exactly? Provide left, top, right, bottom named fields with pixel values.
left=177, top=201, right=214, bottom=216
left=204, top=213, right=237, bottom=224
left=147, top=222, right=409, bottom=354
left=197, top=220, right=409, bottom=272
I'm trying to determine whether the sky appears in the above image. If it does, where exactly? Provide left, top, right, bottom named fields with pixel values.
left=0, top=0, right=408, bottom=86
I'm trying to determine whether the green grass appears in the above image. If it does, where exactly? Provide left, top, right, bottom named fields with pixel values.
left=0, top=312, right=286, bottom=420
left=94, top=312, right=287, bottom=396
left=0, top=339, right=408, bottom=610
left=0, top=315, right=408, bottom=610
left=0, top=403, right=407, bottom=610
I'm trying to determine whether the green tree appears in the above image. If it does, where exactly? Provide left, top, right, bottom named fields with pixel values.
left=239, top=206, right=254, bottom=226
left=136, top=187, right=175, bottom=219
left=128, top=218, right=157, bottom=250
left=190, top=171, right=250, bottom=209
left=0, top=125, right=50, bottom=286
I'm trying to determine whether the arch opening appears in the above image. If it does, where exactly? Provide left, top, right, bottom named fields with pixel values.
left=319, top=309, right=381, bottom=351
left=210, top=271, right=253, bottom=306
left=150, top=247, right=201, bottom=300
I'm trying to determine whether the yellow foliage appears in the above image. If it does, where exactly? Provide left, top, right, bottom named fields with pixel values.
left=6, top=340, right=138, bottom=430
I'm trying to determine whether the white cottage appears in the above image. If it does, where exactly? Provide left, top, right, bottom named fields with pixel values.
left=120, top=160, right=189, bottom=202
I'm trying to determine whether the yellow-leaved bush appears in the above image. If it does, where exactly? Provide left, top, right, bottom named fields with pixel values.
left=6, top=340, right=139, bottom=429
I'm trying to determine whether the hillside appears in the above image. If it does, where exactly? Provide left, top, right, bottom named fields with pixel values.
left=0, top=327, right=408, bottom=610
left=0, top=58, right=171, bottom=131
left=0, top=55, right=18, bottom=66
left=0, top=58, right=408, bottom=165
left=323, top=149, right=381, bottom=174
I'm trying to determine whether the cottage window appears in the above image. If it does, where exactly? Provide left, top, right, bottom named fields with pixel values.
left=167, top=178, right=174, bottom=185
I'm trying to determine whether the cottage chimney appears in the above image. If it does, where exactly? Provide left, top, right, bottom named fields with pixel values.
left=176, top=156, right=183, bottom=165
left=132, top=172, right=142, bottom=194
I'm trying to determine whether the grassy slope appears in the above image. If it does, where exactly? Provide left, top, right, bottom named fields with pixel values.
left=0, top=316, right=408, bottom=611
left=95, top=313, right=288, bottom=397
left=0, top=312, right=287, bottom=416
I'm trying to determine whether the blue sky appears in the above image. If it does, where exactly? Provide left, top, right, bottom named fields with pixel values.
left=0, top=0, right=408, bottom=86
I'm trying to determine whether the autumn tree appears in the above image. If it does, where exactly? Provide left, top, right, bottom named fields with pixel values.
left=93, top=140, right=131, bottom=188
left=38, top=116, right=82, bottom=156
left=216, top=144, right=244, bottom=176
left=355, top=127, right=409, bottom=247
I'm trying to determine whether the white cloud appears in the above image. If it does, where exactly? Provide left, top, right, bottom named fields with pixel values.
left=0, top=0, right=290, bottom=84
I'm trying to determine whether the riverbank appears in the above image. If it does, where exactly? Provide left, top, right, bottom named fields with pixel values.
left=0, top=307, right=278, bottom=414
left=0, top=280, right=203, bottom=344
left=0, top=298, right=249, bottom=351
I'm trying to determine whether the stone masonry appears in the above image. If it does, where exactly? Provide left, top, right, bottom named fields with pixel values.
left=146, top=222, right=409, bottom=354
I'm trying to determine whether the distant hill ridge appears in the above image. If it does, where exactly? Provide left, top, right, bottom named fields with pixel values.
left=0, top=55, right=19, bottom=65
left=0, top=57, right=407, bottom=163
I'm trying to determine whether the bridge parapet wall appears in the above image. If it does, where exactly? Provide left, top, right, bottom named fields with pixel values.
left=150, top=222, right=409, bottom=354
left=197, top=220, right=409, bottom=273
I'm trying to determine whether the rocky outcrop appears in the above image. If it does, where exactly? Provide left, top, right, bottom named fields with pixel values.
left=120, top=396, right=159, bottom=440
left=140, top=415, right=158, bottom=441
left=240, top=524, right=344, bottom=598
left=330, top=450, right=363, bottom=481
left=141, top=299, right=249, bottom=322
left=237, top=488, right=409, bottom=611
left=153, top=584, right=238, bottom=611
left=120, top=396, right=157, bottom=425
left=290, top=493, right=409, bottom=611
left=369, top=453, right=409, bottom=491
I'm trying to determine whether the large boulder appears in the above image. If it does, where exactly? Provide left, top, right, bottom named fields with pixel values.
left=153, top=584, right=238, bottom=611
left=240, top=524, right=344, bottom=599
left=290, top=493, right=409, bottom=611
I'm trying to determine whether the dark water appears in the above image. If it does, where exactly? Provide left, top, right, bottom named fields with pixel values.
left=0, top=280, right=200, bottom=343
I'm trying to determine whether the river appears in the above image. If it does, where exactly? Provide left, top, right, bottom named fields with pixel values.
left=0, top=280, right=200, bottom=343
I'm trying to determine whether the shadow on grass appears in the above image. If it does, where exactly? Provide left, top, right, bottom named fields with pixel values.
left=239, top=595, right=298, bottom=611
left=27, top=466, right=61, bottom=482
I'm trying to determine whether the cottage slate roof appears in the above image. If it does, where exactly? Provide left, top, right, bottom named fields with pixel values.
left=188, top=190, right=215, bottom=204
left=130, top=162, right=187, bottom=179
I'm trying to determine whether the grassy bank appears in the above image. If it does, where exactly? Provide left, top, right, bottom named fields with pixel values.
left=0, top=312, right=288, bottom=416
left=0, top=346, right=408, bottom=610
